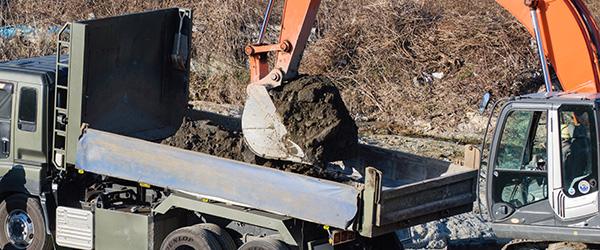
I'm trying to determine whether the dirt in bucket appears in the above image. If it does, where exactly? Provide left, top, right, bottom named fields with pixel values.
left=270, top=74, right=358, bottom=166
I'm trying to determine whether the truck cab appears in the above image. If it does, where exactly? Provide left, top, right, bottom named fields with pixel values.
left=0, top=55, right=66, bottom=196
left=487, top=92, right=600, bottom=243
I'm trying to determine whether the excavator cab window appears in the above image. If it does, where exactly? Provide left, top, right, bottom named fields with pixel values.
left=558, top=105, right=598, bottom=198
left=492, top=110, right=548, bottom=208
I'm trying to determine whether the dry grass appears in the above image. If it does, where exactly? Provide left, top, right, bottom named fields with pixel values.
left=304, top=0, right=541, bottom=132
left=1, top=0, right=600, bottom=134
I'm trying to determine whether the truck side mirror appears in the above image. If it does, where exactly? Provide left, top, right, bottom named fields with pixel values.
left=479, top=93, right=491, bottom=114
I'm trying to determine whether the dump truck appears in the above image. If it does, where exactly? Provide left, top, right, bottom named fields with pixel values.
left=0, top=8, right=478, bottom=250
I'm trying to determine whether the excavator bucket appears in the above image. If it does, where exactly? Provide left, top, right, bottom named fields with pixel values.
left=242, top=83, right=305, bottom=163
left=241, top=0, right=321, bottom=164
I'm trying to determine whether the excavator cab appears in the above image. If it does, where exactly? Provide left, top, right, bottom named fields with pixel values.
left=486, top=93, right=600, bottom=243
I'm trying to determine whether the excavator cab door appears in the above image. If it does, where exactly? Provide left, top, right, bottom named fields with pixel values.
left=548, top=104, right=599, bottom=220
left=487, top=103, right=554, bottom=225
left=488, top=101, right=600, bottom=232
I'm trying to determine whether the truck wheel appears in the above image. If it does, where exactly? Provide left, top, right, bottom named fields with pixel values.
left=238, top=238, right=290, bottom=250
left=361, top=232, right=404, bottom=250
left=0, top=193, right=52, bottom=250
left=160, top=226, right=222, bottom=250
left=193, top=223, right=237, bottom=250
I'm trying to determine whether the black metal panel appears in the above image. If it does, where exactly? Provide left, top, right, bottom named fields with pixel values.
left=77, top=8, right=191, bottom=140
left=0, top=120, right=10, bottom=159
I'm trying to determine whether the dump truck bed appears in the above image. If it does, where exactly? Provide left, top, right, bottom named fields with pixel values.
left=75, top=109, right=477, bottom=236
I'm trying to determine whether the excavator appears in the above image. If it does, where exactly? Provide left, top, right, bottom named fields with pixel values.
left=484, top=0, right=600, bottom=248
left=239, top=0, right=600, bottom=248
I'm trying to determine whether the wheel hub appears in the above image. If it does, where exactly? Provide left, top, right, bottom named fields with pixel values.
left=5, top=209, right=34, bottom=249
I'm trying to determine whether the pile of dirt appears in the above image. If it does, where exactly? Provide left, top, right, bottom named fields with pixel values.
left=161, top=118, right=248, bottom=162
left=270, top=75, right=358, bottom=166
left=161, top=117, right=347, bottom=181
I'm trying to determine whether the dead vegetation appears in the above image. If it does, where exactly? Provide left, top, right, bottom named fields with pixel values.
left=1, top=0, right=599, bottom=135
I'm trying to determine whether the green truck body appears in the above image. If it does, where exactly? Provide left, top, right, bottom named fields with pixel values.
left=0, top=8, right=477, bottom=250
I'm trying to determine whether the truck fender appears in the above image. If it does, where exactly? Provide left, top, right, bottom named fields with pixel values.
left=0, top=166, right=41, bottom=196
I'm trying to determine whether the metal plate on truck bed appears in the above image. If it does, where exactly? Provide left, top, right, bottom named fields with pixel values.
left=76, top=128, right=361, bottom=229
left=56, top=206, right=94, bottom=250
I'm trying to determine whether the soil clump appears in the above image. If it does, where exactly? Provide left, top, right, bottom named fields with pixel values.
left=161, top=118, right=247, bottom=161
left=161, top=117, right=346, bottom=181
left=270, top=75, right=358, bottom=166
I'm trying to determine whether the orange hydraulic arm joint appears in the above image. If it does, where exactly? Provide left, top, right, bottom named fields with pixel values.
left=245, top=0, right=321, bottom=88
left=495, top=0, right=600, bottom=93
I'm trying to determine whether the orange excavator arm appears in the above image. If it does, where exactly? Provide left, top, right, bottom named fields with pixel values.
left=495, top=0, right=600, bottom=93
left=245, top=0, right=321, bottom=87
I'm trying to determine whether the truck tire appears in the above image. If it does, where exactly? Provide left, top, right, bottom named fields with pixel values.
left=160, top=226, right=222, bottom=250
left=193, top=223, right=237, bottom=250
left=238, top=238, right=290, bottom=250
left=0, top=193, right=52, bottom=250
left=361, top=232, right=404, bottom=250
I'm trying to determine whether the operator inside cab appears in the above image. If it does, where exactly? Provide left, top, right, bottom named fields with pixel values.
left=559, top=106, right=596, bottom=196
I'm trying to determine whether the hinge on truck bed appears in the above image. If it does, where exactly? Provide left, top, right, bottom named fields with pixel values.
left=366, top=167, right=382, bottom=204
left=464, top=144, right=481, bottom=169
left=171, top=9, right=191, bottom=71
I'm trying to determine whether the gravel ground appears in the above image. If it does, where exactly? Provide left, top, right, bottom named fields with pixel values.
left=358, top=134, right=465, bottom=162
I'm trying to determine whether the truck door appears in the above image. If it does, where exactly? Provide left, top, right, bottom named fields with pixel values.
left=13, top=84, right=44, bottom=163
left=0, top=82, right=16, bottom=188
left=0, top=82, right=13, bottom=161
left=548, top=104, right=599, bottom=220
left=487, top=104, right=554, bottom=225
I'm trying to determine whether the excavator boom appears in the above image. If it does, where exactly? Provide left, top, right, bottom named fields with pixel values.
left=495, top=0, right=600, bottom=93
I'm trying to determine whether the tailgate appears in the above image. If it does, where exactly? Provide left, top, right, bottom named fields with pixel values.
left=343, top=145, right=477, bottom=237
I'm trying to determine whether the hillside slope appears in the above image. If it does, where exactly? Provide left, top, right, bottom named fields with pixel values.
left=1, top=0, right=599, bottom=137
